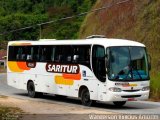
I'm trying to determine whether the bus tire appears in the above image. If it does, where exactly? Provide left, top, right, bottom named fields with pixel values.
left=81, top=88, right=92, bottom=106
left=113, top=101, right=126, bottom=107
left=27, top=81, right=42, bottom=98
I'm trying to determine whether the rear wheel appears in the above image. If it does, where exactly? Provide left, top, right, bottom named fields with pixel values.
left=113, top=101, right=126, bottom=107
left=27, top=81, right=42, bottom=98
left=81, top=88, right=92, bottom=106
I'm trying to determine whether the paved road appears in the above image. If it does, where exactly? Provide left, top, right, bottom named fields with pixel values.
left=0, top=73, right=160, bottom=114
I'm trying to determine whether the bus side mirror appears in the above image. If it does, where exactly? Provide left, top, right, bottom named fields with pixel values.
left=148, top=63, right=151, bottom=71
left=148, top=54, right=151, bottom=71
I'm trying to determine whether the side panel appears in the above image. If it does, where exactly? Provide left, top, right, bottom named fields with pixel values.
left=7, top=61, right=100, bottom=100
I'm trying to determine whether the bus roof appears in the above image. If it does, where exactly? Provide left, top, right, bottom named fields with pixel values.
left=8, top=38, right=145, bottom=47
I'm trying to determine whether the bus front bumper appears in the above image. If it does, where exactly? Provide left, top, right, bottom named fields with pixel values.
left=103, top=90, right=149, bottom=102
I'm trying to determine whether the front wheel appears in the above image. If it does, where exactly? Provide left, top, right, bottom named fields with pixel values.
left=113, top=101, right=126, bottom=107
left=81, top=89, right=92, bottom=106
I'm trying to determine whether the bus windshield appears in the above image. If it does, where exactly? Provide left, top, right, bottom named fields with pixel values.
left=107, top=46, right=149, bottom=81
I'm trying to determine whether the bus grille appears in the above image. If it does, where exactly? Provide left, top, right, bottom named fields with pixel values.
left=123, top=90, right=140, bottom=92
left=121, top=95, right=141, bottom=98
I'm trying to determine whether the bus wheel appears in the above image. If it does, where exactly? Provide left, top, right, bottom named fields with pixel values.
left=81, top=88, right=92, bottom=106
left=113, top=101, right=126, bottom=107
left=27, top=82, right=42, bottom=98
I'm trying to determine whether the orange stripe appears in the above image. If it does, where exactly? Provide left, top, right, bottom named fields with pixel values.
left=20, top=43, right=31, bottom=46
left=63, top=73, right=81, bottom=80
left=17, top=62, right=30, bottom=70
left=11, top=43, right=31, bottom=46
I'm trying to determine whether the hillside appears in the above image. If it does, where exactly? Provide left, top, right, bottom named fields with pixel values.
left=79, top=0, right=160, bottom=99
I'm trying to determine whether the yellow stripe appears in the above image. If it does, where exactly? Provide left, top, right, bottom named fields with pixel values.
left=129, top=84, right=137, bottom=86
left=55, top=76, right=74, bottom=85
left=8, top=61, right=24, bottom=72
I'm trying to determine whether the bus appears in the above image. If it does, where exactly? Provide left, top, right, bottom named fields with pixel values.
left=7, top=36, right=151, bottom=107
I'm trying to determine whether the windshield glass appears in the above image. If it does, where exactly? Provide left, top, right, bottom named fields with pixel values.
left=107, top=46, right=149, bottom=81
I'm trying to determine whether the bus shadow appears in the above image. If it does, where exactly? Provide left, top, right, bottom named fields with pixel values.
left=14, top=93, right=159, bottom=110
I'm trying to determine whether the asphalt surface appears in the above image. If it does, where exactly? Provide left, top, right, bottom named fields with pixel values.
left=0, top=73, right=160, bottom=115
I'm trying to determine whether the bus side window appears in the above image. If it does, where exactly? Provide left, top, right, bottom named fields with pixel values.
left=15, top=47, right=26, bottom=61
left=54, top=46, right=62, bottom=62
left=62, top=46, right=72, bottom=63
left=16, top=48, right=20, bottom=60
left=9, top=46, right=20, bottom=61
left=46, top=46, right=53, bottom=62
left=32, top=46, right=39, bottom=61
left=21, top=47, right=27, bottom=61
left=39, top=47, right=46, bottom=62
left=8, top=46, right=16, bottom=61
left=26, top=47, right=33, bottom=61
left=51, top=47, right=56, bottom=61
left=73, top=47, right=80, bottom=63
left=73, top=45, right=91, bottom=67
left=54, top=46, right=72, bottom=63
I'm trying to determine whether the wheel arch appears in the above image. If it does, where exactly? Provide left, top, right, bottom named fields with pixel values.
left=78, top=85, right=89, bottom=98
left=27, top=80, right=34, bottom=90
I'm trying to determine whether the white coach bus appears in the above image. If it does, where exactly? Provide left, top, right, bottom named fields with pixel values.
left=7, top=36, right=151, bottom=106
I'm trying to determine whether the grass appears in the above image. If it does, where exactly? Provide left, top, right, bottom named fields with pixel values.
left=0, top=95, right=8, bottom=99
left=0, top=95, right=23, bottom=120
left=150, top=73, right=160, bottom=101
left=0, top=105, right=23, bottom=120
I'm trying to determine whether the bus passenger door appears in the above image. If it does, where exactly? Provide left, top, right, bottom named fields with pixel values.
left=92, top=45, right=107, bottom=101
left=97, top=59, right=107, bottom=101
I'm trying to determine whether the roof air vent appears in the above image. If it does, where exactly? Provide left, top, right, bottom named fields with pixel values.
left=39, top=39, right=56, bottom=41
left=86, top=35, right=106, bottom=39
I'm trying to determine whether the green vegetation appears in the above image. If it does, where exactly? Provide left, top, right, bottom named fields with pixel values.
left=0, top=96, right=23, bottom=120
left=0, top=0, right=96, bottom=41
left=0, top=105, right=22, bottom=120
left=150, top=74, right=160, bottom=100
left=80, top=0, right=160, bottom=100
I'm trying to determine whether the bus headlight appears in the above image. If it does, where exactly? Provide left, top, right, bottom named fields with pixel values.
left=109, top=87, right=122, bottom=92
left=142, top=86, right=150, bottom=91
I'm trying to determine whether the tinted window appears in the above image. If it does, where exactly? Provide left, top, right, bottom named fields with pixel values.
left=8, top=45, right=91, bottom=68
left=8, top=46, right=26, bottom=61
left=92, top=45, right=106, bottom=82
left=54, top=46, right=73, bottom=63
left=72, top=45, right=91, bottom=68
